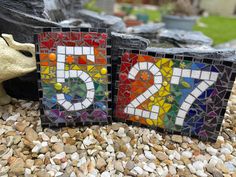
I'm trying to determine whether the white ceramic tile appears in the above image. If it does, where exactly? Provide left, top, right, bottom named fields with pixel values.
left=191, top=88, right=202, bottom=98
left=198, top=81, right=209, bottom=91
left=74, top=47, right=82, bottom=55
left=149, top=65, right=159, bottom=75
left=57, top=54, right=65, bottom=62
left=206, top=80, right=214, bottom=86
left=65, top=71, right=69, bottom=78
left=150, top=112, right=158, bottom=119
left=182, top=69, right=191, bottom=77
left=68, top=105, right=75, bottom=111
left=131, top=99, right=139, bottom=107
left=87, top=55, right=95, bottom=62
left=77, top=70, right=83, bottom=77
left=66, top=47, right=74, bottom=55
left=129, top=67, right=139, bottom=80
left=57, top=62, right=65, bottom=70
left=86, top=82, right=94, bottom=90
left=191, top=70, right=201, bottom=79
left=57, top=46, right=65, bottom=54
left=151, top=105, right=159, bottom=113
left=148, top=62, right=154, bottom=69
left=185, top=94, right=195, bottom=104
left=62, top=101, right=72, bottom=110
left=142, top=110, right=150, bottom=118
left=135, top=109, right=142, bottom=116
left=124, top=107, right=128, bottom=113
left=80, top=72, right=89, bottom=82
left=57, top=94, right=65, bottom=100
left=170, top=76, right=180, bottom=85
left=69, top=70, right=77, bottom=78
left=57, top=70, right=65, bottom=78
left=143, top=90, right=152, bottom=99
left=127, top=107, right=135, bottom=114
left=83, top=47, right=90, bottom=55
left=137, top=94, right=145, bottom=103
left=148, top=85, right=159, bottom=94
left=200, top=71, right=210, bottom=80
left=82, top=99, right=92, bottom=108
left=139, top=62, right=148, bottom=70
left=156, top=84, right=162, bottom=90
left=210, top=72, right=219, bottom=81
left=57, top=78, right=65, bottom=83
left=173, top=68, right=182, bottom=76
left=85, top=77, right=93, bottom=83
left=90, top=47, right=94, bottom=55
left=74, top=103, right=82, bottom=111
left=154, top=76, right=163, bottom=84
left=133, top=63, right=140, bottom=71
left=180, top=101, right=191, bottom=111
left=177, top=109, right=187, bottom=118
left=175, top=117, right=184, bottom=126
left=87, top=91, right=95, bottom=99
left=58, top=99, right=66, bottom=105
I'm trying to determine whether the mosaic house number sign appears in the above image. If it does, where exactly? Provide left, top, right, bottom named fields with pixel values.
left=36, top=28, right=112, bottom=127
left=114, top=49, right=236, bottom=142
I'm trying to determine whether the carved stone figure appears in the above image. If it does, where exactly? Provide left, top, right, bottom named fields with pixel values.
left=0, top=34, right=36, bottom=105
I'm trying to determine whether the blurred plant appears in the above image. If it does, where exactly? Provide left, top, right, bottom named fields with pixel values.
left=159, top=0, right=197, bottom=16
left=159, top=2, right=175, bottom=16
left=84, top=0, right=102, bottom=13
left=121, top=4, right=133, bottom=15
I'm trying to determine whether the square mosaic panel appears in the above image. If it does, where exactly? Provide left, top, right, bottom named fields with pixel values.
left=114, top=49, right=236, bottom=142
left=35, top=28, right=112, bottom=127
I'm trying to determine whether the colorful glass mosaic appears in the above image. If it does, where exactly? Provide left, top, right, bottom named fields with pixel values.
left=114, top=49, right=236, bottom=142
left=35, top=28, right=112, bottom=127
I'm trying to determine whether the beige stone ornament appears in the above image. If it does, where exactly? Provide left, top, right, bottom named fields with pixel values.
left=0, top=34, right=36, bottom=105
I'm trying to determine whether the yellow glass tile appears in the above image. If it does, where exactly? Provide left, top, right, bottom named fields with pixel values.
left=161, top=58, right=170, bottom=64
left=87, top=65, right=95, bottom=71
left=94, top=73, right=102, bottom=78
left=72, top=65, right=80, bottom=70
left=65, top=64, right=69, bottom=71
left=146, top=119, right=153, bottom=126
left=163, top=103, right=172, bottom=112
left=41, top=66, right=49, bottom=74
left=157, top=118, right=164, bottom=128
left=155, top=60, right=161, bottom=68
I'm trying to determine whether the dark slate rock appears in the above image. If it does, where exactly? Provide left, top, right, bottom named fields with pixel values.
left=111, top=32, right=150, bottom=50
left=0, top=3, right=59, bottom=43
left=44, top=0, right=84, bottom=22
left=1, top=0, right=45, bottom=18
left=146, top=47, right=236, bottom=60
left=215, top=39, right=236, bottom=50
left=127, top=23, right=165, bottom=35
left=0, top=1, right=59, bottom=100
left=76, top=9, right=126, bottom=32
left=159, top=29, right=213, bottom=46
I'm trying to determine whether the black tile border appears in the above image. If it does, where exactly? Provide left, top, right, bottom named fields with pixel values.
left=35, top=27, right=112, bottom=128
left=111, top=48, right=236, bottom=142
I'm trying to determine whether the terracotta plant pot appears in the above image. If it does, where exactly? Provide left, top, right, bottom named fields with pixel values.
left=125, top=19, right=143, bottom=27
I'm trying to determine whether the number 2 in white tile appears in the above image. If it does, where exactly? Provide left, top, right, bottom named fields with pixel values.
left=124, top=62, right=163, bottom=120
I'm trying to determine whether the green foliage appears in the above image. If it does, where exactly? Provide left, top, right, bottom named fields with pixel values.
left=194, top=16, right=236, bottom=45
left=84, top=0, right=102, bottom=13
left=131, top=8, right=161, bottom=22
left=158, top=3, right=174, bottom=16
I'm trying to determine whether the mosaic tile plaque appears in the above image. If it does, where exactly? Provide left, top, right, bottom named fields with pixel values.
left=114, top=49, right=236, bottom=142
left=35, top=28, right=112, bottom=127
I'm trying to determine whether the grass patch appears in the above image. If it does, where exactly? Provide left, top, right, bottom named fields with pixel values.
left=194, top=16, right=236, bottom=45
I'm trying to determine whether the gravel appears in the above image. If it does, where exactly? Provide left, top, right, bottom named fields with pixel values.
left=0, top=81, right=236, bottom=176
